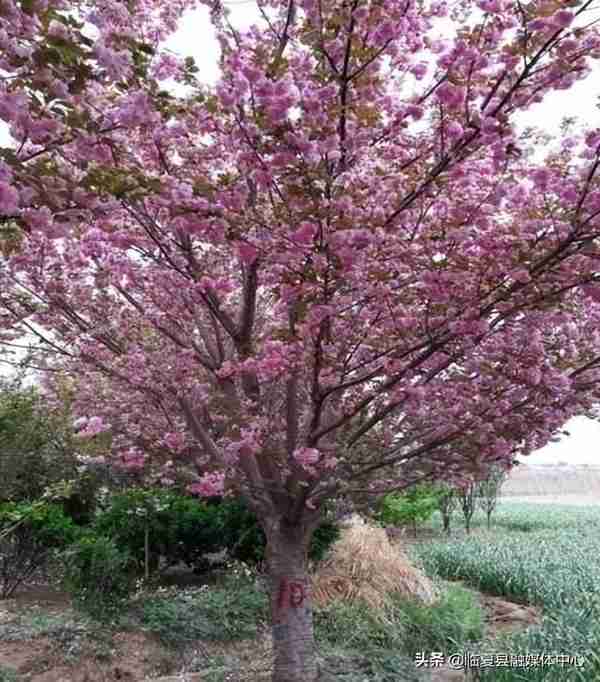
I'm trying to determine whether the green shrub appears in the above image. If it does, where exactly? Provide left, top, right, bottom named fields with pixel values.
left=93, top=487, right=228, bottom=573
left=92, top=489, right=340, bottom=574
left=138, top=572, right=268, bottom=647
left=0, top=501, right=77, bottom=598
left=310, top=520, right=341, bottom=563
left=62, top=533, right=135, bottom=620
left=167, top=493, right=225, bottom=569
left=377, top=485, right=440, bottom=537
left=212, top=497, right=264, bottom=565
left=220, top=499, right=340, bottom=565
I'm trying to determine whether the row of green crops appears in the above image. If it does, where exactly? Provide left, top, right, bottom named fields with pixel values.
left=413, top=502, right=600, bottom=681
left=483, top=501, right=600, bottom=533
left=416, top=528, right=600, bottom=609
left=428, top=500, right=600, bottom=534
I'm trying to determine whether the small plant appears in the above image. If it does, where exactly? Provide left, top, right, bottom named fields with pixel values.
left=377, top=484, right=439, bottom=538
left=62, top=533, right=135, bottom=621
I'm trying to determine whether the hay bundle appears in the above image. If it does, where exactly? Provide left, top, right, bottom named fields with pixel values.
left=312, top=521, right=438, bottom=610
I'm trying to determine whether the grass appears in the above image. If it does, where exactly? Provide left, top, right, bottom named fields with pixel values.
left=134, top=565, right=484, bottom=679
left=134, top=573, right=269, bottom=648
left=412, top=501, right=600, bottom=681
left=314, top=582, right=484, bottom=680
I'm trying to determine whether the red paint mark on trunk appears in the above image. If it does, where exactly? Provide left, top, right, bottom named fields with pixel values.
left=289, top=581, right=305, bottom=607
left=277, top=578, right=306, bottom=610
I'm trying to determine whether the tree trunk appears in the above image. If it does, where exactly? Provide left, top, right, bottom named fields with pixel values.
left=486, top=510, right=491, bottom=530
left=265, top=518, right=318, bottom=682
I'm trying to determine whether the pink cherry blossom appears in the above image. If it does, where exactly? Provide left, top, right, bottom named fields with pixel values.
left=188, top=472, right=225, bottom=497
left=1, top=1, right=599, bottom=675
left=553, top=10, right=574, bottom=28
left=0, top=182, right=18, bottom=215
left=293, top=447, right=320, bottom=468
left=78, top=416, right=110, bottom=438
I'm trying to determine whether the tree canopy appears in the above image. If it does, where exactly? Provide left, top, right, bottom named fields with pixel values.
left=2, top=1, right=600, bottom=679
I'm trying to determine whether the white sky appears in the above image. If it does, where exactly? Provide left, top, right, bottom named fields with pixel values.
left=1, top=2, right=600, bottom=464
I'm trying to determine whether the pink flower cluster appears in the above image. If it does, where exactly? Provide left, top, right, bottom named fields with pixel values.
left=74, top=416, right=110, bottom=438
left=188, top=472, right=225, bottom=498
left=293, top=447, right=320, bottom=469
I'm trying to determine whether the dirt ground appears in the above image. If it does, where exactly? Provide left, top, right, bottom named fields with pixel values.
left=0, top=580, right=541, bottom=682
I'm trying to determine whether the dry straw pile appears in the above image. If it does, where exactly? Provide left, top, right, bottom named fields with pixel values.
left=311, top=519, right=438, bottom=611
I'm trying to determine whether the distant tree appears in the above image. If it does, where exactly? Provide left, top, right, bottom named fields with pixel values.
left=435, top=484, right=457, bottom=536
left=1, top=379, right=66, bottom=500
left=478, top=465, right=509, bottom=530
left=0, top=377, right=101, bottom=523
left=457, top=479, right=478, bottom=535
left=378, top=483, right=439, bottom=538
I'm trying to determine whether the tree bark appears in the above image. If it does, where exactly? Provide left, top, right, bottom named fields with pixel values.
left=265, top=517, right=318, bottom=682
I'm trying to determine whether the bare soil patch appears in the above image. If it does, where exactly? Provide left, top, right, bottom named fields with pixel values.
left=0, top=575, right=541, bottom=682
left=0, top=585, right=178, bottom=681
left=0, top=630, right=172, bottom=681
left=479, top=594, right=541, bottom=636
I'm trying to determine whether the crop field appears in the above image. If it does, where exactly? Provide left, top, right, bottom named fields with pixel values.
left=414, top=502, right=600, bottom=681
